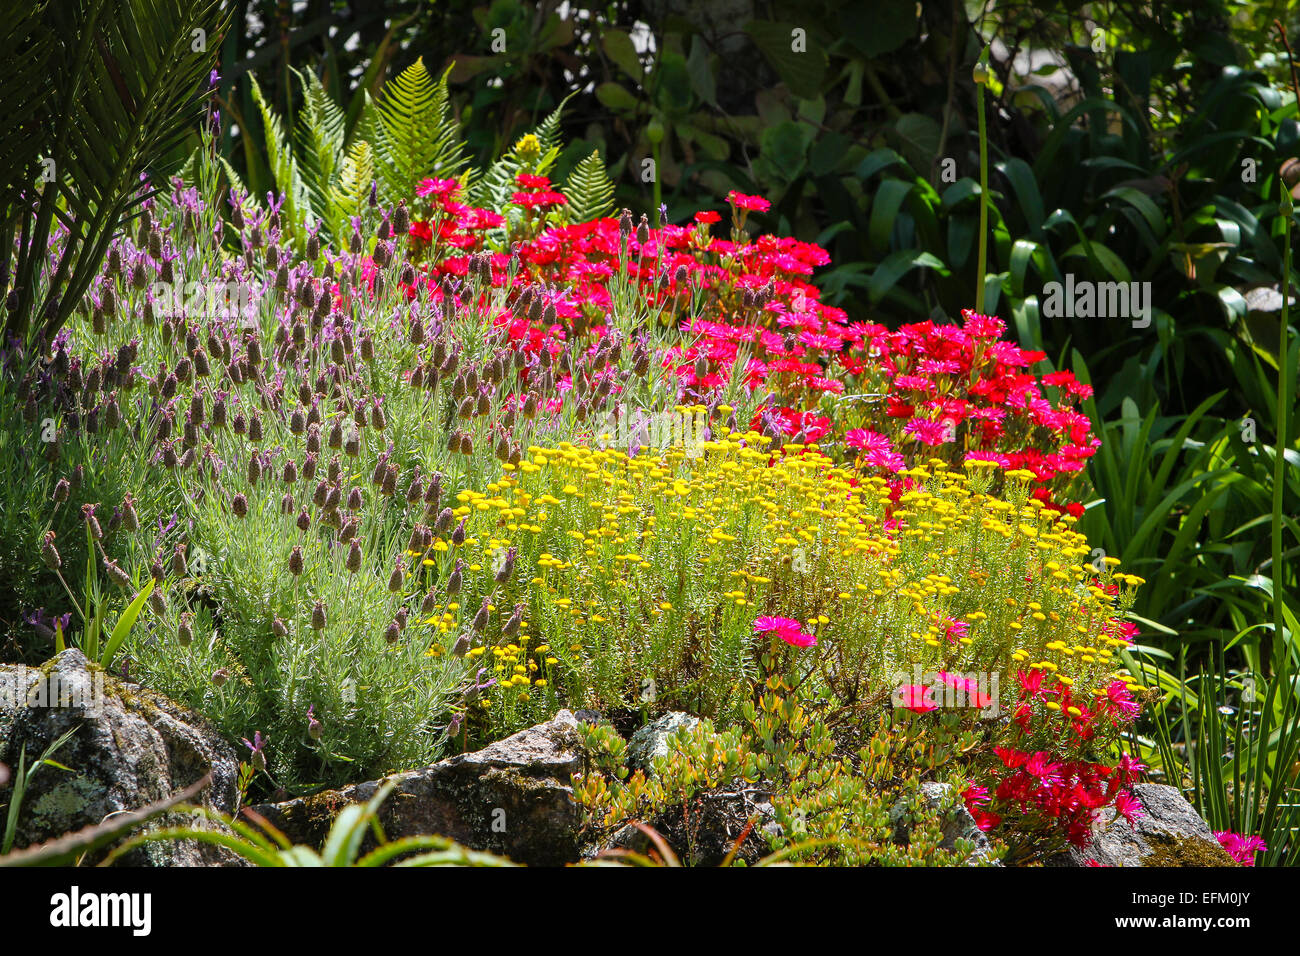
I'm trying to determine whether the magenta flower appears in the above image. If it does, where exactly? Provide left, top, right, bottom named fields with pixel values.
left=752, top=615, right=817, bottom=648
left=895, top=684, right=938, bottom=714
left=1214, top=830, right=1266, bottom=865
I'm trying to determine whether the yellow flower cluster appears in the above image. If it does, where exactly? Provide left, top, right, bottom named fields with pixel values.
left=413, top=429, right=1140, bottom=728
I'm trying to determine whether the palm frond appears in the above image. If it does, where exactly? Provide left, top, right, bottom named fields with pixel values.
left=0, top=0, right=54, bottom=226
left=4, top=0, right=228, bottom=346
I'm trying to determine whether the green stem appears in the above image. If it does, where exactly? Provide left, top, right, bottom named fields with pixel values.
left=1273, top=188, right=1292, bottom=669
left=975, top=76, right=989, bottom=315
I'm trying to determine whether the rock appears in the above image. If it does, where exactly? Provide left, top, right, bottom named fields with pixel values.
left=594, top=789, right=777, bottom=867
left=1049, top=783, right=1236, bottom=867
left=892, top=782, right=1001, bottom=866
left=625, top=711, right=700, bottom=772
left=0, top=649, right=241, bottom=865
left=588, top=713, right=775, bottom=866
left=247, top=709, right=586, bottom=866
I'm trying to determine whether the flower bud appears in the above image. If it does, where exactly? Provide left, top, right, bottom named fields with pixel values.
left=41, top=531, right=61, bottom=571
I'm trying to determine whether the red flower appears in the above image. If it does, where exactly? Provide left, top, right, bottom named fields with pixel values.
left=727, top=190, right=771, bottom=212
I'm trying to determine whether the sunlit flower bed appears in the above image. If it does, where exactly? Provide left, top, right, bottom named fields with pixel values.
left=6, top=152, right=1161, bottom=862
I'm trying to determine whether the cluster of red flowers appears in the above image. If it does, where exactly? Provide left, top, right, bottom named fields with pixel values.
left=959, top=668, right=1145, bottom=853
left=964, top=748, right=1146, bottom=850
left=399, top=186, right=1099, bottom=511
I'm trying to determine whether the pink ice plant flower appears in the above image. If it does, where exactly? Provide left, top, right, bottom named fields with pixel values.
left=752, top=615, right=817, bottom=648
left=1214, top=830, right=1266, bottom=865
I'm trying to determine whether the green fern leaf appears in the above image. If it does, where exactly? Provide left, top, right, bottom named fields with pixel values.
left=368, top=58, right=466, bottom=204
left=294, top=67, right=347, bottom=231
left=249, top=73, right=310, bottom=248
left=328, top=140, right=375, bottom=241
left=468, top=92, right=576, bottom=215
left=562, top=149, right=615, bottom=224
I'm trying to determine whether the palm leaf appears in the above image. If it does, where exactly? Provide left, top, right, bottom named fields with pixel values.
left=3, top=0, right=228, bottom=346
left=0, top=0, right=54, bottom=227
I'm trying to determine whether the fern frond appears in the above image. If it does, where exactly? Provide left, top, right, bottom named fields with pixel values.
left=468, top=92, right=576, bottom=215
left=217, top=156, right=255, bottom=209
left=328, top=140, right=374, bottom=241
left=249, top=73, right=309, bottom=248
left=294, top=67, right=346, bottom=229
left=368, top=58, right=466, bottom=204
left=562, top=149, right=615, bottom=224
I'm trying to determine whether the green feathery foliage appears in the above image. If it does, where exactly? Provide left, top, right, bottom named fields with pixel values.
left=363, top=57, right=467, bottom=205
left=563, top=149, right=615, bottom=224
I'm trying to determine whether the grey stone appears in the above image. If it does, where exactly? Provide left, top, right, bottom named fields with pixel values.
left=247, top=709, right=586, bottom=866
left=1049, top=783, right=1236, bottom=867
left=892, top=781, right=1002, bottom=866
left=0, top=649, right=241, bottom=865
left=625, top=711, right=701, bottom=772
left=592, top=788, right=776, bottom=866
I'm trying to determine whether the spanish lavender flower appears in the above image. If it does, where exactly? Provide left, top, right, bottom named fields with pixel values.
left=311, top=600, right=327, bottom=631
left=307, top=705, right=323, bottom=740
left=41, top=531, right=61, bottom=571
left=494, top=547, right=517, bottom=585
left=242, top=731, right=267, bottom=770
left=471, top=596, right=490, bottom=633
left=288, top=546, right=304, bottom=576
left=104, top=558, right=131, bottom=588
left=82, top=503, right=102, bottom=540
left=121, top=494, right=139, bottom=532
